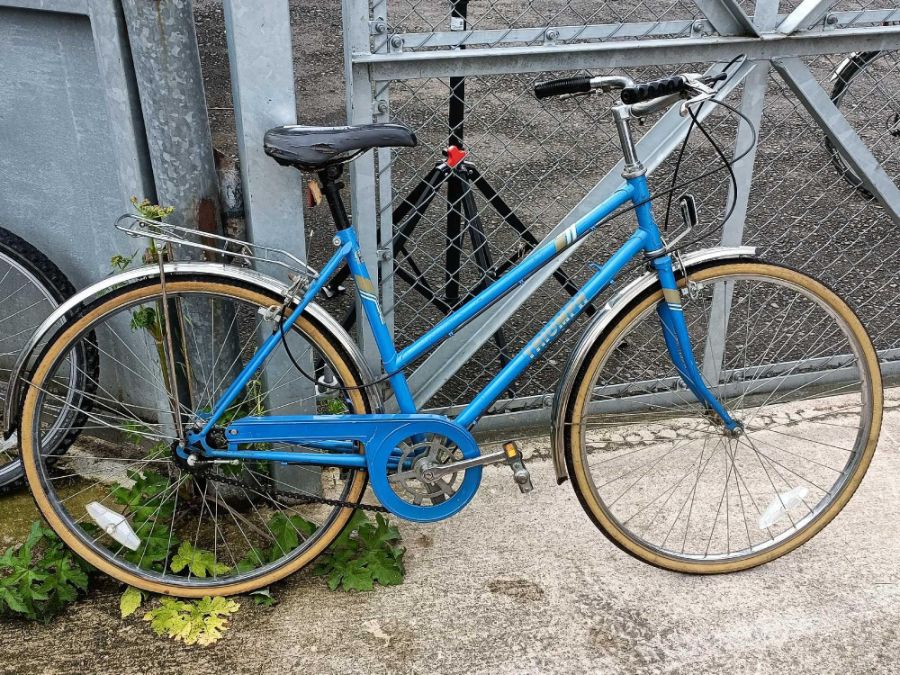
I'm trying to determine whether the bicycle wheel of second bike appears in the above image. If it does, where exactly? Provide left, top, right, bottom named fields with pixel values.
left=825, top=51, right=898, bottom=198
left=0, top=226, right=97, bottom=492
left=20, top=275, right=373, bottom=597
left=564, top=261, right=882, bottom=573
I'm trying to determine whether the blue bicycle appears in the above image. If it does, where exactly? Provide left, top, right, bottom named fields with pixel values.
left=13, top=70, right=882, bottom=596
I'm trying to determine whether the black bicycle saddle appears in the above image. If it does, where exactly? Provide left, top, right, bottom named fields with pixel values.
left=264, top=123, right=417, bottom=171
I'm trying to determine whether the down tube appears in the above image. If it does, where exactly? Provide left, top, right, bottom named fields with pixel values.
left=456, top=230, right=648, bottom=428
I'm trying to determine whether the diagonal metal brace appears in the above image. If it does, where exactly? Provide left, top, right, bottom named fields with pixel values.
left=772, top=56, right=900, bottom=225
left=777, top=0, right=834, bottom=34
left=693, top=0, right=760, bottom=36
left=394, top=61, right=758, bottom=411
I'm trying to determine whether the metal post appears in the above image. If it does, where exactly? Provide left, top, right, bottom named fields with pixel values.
left=702, top=0, right=779, bottom=384
left=223, top=0, right=306, bottom=266
left=120, top=0, right=221, bottom=237
left=87, top=0, right=155, bottom=212
left=343, top=0, right=382, bottom=372
left=373, top=0, right=395, bottom=335
left=121, top=0, right=240, bottom=429
left=223, top=0, right=320, bottom=494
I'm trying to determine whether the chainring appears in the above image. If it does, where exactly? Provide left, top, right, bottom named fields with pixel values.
left=367, top=423, right=482, bottom=523
left=390, top=436, right=463, bottom=506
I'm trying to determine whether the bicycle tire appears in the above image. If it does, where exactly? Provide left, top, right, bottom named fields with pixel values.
left=0, top=226, right=98, bottom=493
left=564, top=260, right=882, bottom=573
left=20, top=273, right=373, bottom=597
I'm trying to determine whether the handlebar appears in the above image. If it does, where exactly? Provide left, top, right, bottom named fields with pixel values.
left=533, top=76, right=594, bottom=99
left=621, top=75, right=688, bottom=104
left=533, top=71, right=727, bottom=105
left=533, top=75, right=635, bottom=99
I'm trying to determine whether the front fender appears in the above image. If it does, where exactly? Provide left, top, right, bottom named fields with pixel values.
left=3, top=262, right=381, bottom=437
left=549, top=246, right=757, bottom=484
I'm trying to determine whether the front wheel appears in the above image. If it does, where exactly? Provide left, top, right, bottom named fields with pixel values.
left=564, top=261, right=882, bottom=573
left=20, top=275, right=373, bottom=597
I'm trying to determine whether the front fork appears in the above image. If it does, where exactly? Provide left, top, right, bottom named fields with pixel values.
left=652, top=255, right=740, bottom=433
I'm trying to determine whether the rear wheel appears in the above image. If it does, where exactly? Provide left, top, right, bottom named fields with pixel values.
left=20, top=275, right=372, bottom=597
left=565, top=261, right=882, bottom=573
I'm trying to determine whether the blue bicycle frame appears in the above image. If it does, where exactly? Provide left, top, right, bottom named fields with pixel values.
left=187, top=172, right=738, bottom=468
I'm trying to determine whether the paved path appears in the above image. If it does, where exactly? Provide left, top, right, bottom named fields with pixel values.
left=1, top=398, right=898, bottom=674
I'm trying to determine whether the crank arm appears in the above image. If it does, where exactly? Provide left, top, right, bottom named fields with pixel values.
left=420, top=449, right=508, bottom=482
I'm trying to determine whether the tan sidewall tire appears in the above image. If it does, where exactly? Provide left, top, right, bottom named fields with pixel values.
left=21, top=279, right=370, bottom=597
left=566, top=262, right=883, bottom=574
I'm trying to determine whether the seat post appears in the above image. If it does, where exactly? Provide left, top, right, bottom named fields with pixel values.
left=318, top=165, right=353, bottom=232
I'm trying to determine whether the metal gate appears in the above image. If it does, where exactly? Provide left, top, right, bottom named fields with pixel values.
left=338, top=0, right=900, bottom=428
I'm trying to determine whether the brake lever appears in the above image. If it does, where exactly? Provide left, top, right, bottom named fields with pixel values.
left=678, top=74, right=719, bottom=117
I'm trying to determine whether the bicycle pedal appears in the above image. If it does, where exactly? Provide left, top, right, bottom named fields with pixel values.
left=503, top=441, right=533, bottom=494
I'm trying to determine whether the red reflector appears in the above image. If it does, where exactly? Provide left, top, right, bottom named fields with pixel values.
left=446, top=145, right=468, bottom=168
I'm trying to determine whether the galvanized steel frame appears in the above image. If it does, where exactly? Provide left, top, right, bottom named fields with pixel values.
left=338, top=0, right=900, bottom=421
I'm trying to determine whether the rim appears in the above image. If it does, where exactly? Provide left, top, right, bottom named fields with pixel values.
left=25, top=281, right=368, bottom=591
left=575, top=268, right=876, bottom=564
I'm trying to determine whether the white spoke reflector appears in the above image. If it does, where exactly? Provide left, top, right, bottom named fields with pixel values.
left=86, top=502, right=142, bottom=551
left=758, top=486, right=809, bottom=530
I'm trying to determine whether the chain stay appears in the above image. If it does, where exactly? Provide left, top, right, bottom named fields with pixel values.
left=200, top=467, right=388, bottom=513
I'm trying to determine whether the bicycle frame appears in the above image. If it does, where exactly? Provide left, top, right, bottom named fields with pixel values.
left=186, top=170, right=738, bottom=468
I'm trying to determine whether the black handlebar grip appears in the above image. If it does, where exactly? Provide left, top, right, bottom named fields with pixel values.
left=534, top=76, right=593, bottom=99
left=620, top=75, right=688, bottom=105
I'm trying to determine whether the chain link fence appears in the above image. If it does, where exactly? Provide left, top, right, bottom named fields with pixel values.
left=332, top=0, right=900, bottom=423
left=747, top=54, right=899, bottom=348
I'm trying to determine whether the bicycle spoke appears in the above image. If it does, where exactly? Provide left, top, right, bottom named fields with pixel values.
left=573, top=266, right=877, bottom=568
left=20, top=281, right=369, bottom=594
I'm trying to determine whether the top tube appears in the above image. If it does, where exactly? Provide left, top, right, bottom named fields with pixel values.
left=392, top=181, right=637, bottom=372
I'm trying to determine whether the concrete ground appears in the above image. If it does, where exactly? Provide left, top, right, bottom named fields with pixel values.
left=0, top=392, right=898, bottom=674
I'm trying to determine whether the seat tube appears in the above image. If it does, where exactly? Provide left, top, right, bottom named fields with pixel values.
left=339, top=228, right=417, bottom=412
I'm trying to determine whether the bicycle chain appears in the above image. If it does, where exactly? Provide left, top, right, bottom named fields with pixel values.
left=199, top=466, right=389, bottom=513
